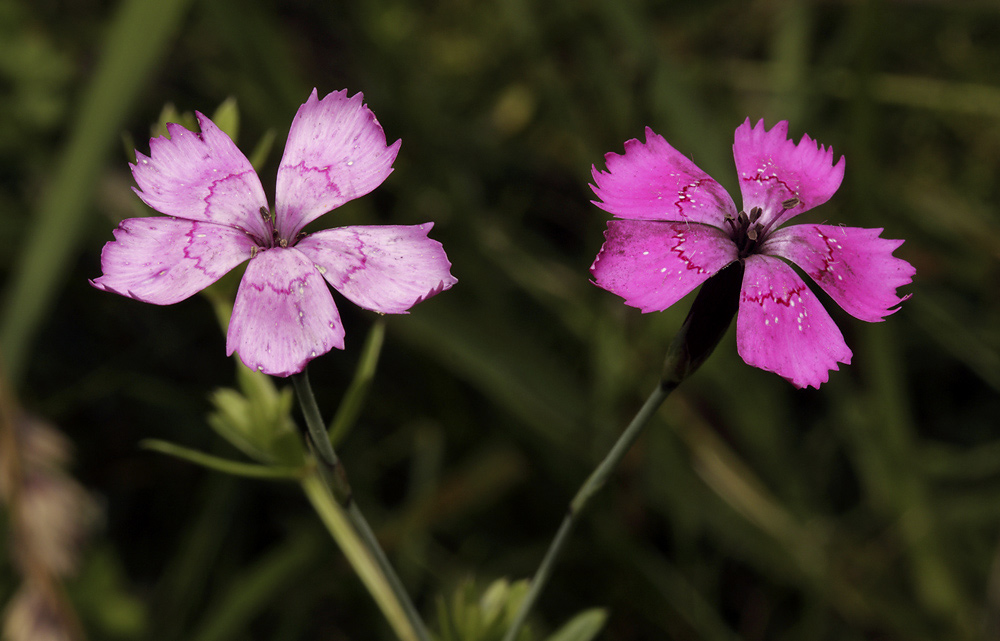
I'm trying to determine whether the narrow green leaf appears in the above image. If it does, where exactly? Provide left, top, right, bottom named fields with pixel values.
left=329, top=319, right=386, bottom=445
left=0, top=0, right=196, bottom=384
left=211, top=96, right=240, bottom=142
left=543, top=609, right=607, bottom=641
left=140, top=439, right=303, bottom=480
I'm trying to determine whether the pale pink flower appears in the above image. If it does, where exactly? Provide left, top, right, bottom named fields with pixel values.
left=93, top=89, right=457, bottom=376
left=590, top=119, right=914, bottom=388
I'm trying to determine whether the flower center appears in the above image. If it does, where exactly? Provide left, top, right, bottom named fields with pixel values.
left=724, top=197, right=800, bottom=260
left=252, top=206, right=290, bottom=252
left=725, top=207, right=765, bottom=259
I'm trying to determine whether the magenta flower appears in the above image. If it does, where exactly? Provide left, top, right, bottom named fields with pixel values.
left=590, top=119, right=914, bottom=389
left=92, top=89, right=457, bottom=376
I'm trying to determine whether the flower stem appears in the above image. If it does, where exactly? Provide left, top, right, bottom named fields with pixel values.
left=300, top=470, right=417, bottom=641
left=501, top=262, right=744, bottom=641
left=292, top=369, right=431, bottom=641
left=501, top=381, right=674, bottom=641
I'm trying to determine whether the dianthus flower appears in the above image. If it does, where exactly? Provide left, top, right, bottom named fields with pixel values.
left=590, top=119, right=914, bottom=388
left=93, top=89, right=457, bottom=376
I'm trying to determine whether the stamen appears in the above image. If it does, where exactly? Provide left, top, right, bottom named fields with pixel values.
left=782, top=197, right=800, bottom=210
left=748, top=207, right=762, bottom=223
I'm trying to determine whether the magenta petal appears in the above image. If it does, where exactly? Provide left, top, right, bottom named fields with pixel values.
left=90, top=217, right=254, bottom=304
left=591, top=127, right=737, bottom=226
left=737, top=254, right=852, bottom=389
left=295, top=224, right=457, bottom=314
left=590, top=220, right=738, bottom=313
left=763, top=224, right=915, bottom=322
left=274, top=89, right=401, bottom=239
left=226, top=248, right=345, bottom=377
left=131, top=113, right=270, bottom=240
left=733, top=119, right=845, bottom=231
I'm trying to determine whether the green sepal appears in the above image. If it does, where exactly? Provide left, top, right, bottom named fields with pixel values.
left=541, top=609, right=607, bottom=641
left=207, top=365, right=305, bottom=467
left=434, top=578, right=532, bottom=641
left=141, top=439, right=304, bottom=480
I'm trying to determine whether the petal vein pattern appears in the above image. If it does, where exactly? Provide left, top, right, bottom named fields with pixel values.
left=90, top=218, right=255, bottom=304
left=763, top=224, right=915, bottom=322
left=591, top=127, right=736, bottom=226
left=733, top=119, right=845, bottom=231
left=275, top=89, right=400, bottom=239
left=296, top=224, right=457, bottom=314
left=227, top=248, right=344, bottom=377
left=131, top=114, right=269, bottom=240
left=737, top=255, right=851, bottom=389
left=590, top=220, right=737, bottom=313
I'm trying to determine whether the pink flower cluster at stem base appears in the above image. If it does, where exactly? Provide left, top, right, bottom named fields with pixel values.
left=92, top=89, right=457, bottom=376
left=590, top=119, right=915, bottom=389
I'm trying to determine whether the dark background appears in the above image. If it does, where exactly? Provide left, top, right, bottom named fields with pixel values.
left=2, top=0, right=999, bottom=639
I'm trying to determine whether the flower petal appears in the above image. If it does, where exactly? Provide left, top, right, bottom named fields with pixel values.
left=295, top=224, right=457, bottom=314
left=737, top=254, right=852, bottom=389
left=763, top=224, right=915, bottom=322
left=733, top=119, right=845, bottom=232
left=274, top=89, right=401, bottom=239
left=131, top=113, right=270, bottom=241
left=226, top=247, right=344, bottom=377
left=590, top=127, right=737, bottom=226
left=590, top=220, right=738, bottom=313
left=90, top=217, right=254, bottom=304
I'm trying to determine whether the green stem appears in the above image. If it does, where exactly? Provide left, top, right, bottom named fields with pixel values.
left=292, top=369, right=431, bottom=641
left=501, top=381, right=674, bottom=641
left=300, top=471, right=417, bottom=641
left=502, top=262, right=744, bottom=641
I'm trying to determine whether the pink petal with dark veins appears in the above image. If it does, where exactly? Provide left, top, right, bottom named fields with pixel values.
left=591, top=127, right=737, bottom=227
left=763, top=224, right=915, bottom=322
left=737, top=254, right=852, bottom=389
left=295, top=223, right=457, bottom=314
left=227, top=247, right=344, bottom=377
left=131, top=114, right=270, bottom=241
left=590, top=220, right=738, bottom=313
left=733, top=119, right=844, bottom=232
left=274, top=89, right=400, bottom=240
left=90, top=217, right=254, bottom=304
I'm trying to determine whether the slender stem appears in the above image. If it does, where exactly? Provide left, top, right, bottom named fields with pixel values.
left=501, top=381, right=675, bottom=641
left=292, top=369, right=432, bottom=641
left=301, top=471, right=417, bottom=641
left=502, top=263, right=743, bottom=641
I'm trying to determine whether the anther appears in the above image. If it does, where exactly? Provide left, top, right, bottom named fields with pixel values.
left=782, top=197, right=800, bottom=210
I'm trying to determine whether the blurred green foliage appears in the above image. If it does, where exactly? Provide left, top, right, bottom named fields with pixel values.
left=1, top=0, right=999, bottom=639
